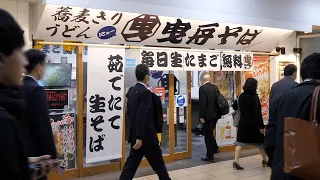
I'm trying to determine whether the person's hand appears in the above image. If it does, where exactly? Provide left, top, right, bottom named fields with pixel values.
left=200, top=118, right=205, bottom=123
left=133, top=139, right=142, bottom=150
left=260, top=129, right=265, bottom=135
left=29, top=155, right=53, bottom=180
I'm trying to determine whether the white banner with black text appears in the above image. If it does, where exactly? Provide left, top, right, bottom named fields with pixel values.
left=138, top=47, right=253, bottom=71
left=86, top=47, right=125, bottom=163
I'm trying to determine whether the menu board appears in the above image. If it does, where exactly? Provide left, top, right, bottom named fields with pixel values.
left=46, top=89, right=69, bottom=110
left=242, top=56, right=270, bottom=124
left=50, top=113, right=76, bottom=169
left=278, top=61, right=295, bottom=80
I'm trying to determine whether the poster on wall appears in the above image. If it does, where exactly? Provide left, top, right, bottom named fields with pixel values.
left=36, top=4, right=293, bottom=52
left=216, top=111, right=237, bottom=146
left=50, top=113, right=76, bottom=169
left=139, top=48, right=221, bottom=71
left=278, top=61, right=295, bottom=80
left=86, top=47, right=125, bottom=163
left=242, top=56, right=270, bottom=124
left=213, top=71, right=234, bottom=101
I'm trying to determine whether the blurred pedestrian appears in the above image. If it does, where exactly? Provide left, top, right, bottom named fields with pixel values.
left=265, top=64, right=298, bottom=167
left=22, top=49, right=57, bottom=180
left=232, top=78, right=267, bottom=170
left=266, top=53, right=320, bottom=180
left=0, top=8, right=53, bottom=180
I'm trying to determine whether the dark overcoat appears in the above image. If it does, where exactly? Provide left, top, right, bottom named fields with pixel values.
left=237, top=90, right=265, bottom=144
left=265, top=80, right=320, bottom=180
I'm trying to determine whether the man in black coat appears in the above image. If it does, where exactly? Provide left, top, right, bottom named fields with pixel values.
left=265, top=64, right=298, bottom=167
left=265, top=53, right=320, bottom=180
left=21, top=49, right=57, bottom=180
left=0, top=9, right=53, bottom=180
left=199, top=72, right=221, bottom=162
left=120, top=64, right=170, bottom=180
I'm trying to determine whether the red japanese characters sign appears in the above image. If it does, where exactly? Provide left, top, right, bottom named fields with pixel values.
left=45, top=89, right=69, bottom=110
left=155, top=87, right=165, bottom=102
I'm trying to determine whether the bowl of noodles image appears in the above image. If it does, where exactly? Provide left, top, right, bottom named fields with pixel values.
left=257, top=78, right=269, bottom=104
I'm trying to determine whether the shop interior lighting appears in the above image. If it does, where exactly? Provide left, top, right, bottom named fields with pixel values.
left=293, top=48, right=302, bottom=55
left=276, top=47, right=286, bottom=55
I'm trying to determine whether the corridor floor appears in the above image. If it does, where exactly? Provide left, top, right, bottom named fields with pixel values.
left=135, top=155, right=270, bottom=180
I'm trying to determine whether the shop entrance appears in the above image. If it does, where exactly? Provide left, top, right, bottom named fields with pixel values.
left=123, top=68, right=193, bottom=164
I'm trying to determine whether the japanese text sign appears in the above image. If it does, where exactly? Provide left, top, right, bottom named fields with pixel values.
left=45, top=89, right=69, bottom=110
left=221, top=53, right=254, bottom=71
left=35, top=4, right=293, bottom=52
left=50, top=113, right=76, bottom=169
left=139, top=47, right=252, bottom=71
left=86, top=47, right=125, bottom=163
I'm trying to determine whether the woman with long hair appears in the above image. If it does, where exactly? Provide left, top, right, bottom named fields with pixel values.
left=232, top=78, right=267, bottom=170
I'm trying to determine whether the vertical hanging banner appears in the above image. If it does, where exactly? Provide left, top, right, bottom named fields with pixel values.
left=221, top=53, right=253, bottom=71
left=86, top=47, right=125, bottom=163
left=139, top=48, right=221, bottom=71
left=242, top=56, right=269, bottom=124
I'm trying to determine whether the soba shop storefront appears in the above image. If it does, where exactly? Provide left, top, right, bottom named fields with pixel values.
left=31, top=3, right=293, bottom=179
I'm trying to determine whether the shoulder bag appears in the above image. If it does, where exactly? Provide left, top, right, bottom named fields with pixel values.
left=232, top=100, right=241, bottom=127
left=284, top=86, right=320, bottom=180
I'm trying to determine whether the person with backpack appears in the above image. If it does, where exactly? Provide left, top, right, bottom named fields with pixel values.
left=120, top=64, right=170, bottom=180
left=199, top=71, right=227, bottom=162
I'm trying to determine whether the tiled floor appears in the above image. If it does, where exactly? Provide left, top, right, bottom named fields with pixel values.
left=135, top=155, right=270, bottom=180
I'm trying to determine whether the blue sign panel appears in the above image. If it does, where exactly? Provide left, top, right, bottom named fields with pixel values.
left=176, top=95, right=186, bottom=107
left=97, top=26, right=116, bottom=39
left=126, top=58, right=136, bottom=67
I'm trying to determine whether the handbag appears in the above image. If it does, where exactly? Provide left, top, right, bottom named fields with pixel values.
left=284, top=86, right=320, bottom=180
left=232, top=100, right=241, bottom=127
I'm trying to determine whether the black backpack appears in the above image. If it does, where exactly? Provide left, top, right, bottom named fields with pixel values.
left=151, top=93, right=164, bottom=133
left=216, top=87, right=229, bottom=116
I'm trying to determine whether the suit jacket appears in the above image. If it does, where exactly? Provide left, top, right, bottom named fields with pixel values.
left=265, top=77, right=298, bottom=154
left=269, top=76, right=298, bottom=106
left=199, top=82, right=221, bottom=121
left=21, top=76, right=57, bottom=159
left=126, top=83, right=158, bottom=145
left=266, top=80, right=320, bottom=180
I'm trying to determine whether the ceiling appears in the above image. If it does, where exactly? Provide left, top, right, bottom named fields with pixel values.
left=5, top=0, right=40, bottom=3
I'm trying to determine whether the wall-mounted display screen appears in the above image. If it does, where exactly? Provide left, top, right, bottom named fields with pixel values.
left=40, top=63, right=72, bottom=87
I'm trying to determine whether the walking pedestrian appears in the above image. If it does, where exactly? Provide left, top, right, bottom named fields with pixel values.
left=199, top=72, right=220, bottom=162
left=266, top=53, right=320, bottom=180
left=232, top=78, right=267, bottom=170
left=120, top=64, right=170, bottom=180
left=21, top=49, right=57, bottom=180
left=265, top=64, right=298, bottom=167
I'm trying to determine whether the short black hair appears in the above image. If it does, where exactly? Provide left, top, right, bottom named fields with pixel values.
left=135, top=64, right=149, bottom=81
left=0, top=9, right=25, bottom=56
left=284, top=64, right=297, bottom=76
left=25, top=49, right=47, bottom=73
left=243, top=78, right=258, bottom=91
left=300, top=53, right=320, bottom=80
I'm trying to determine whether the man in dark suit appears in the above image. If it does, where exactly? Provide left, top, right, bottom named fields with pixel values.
left=21, top=49, right=57, bottom=180
left=265, top=64, right=298, bottom=167
left=199, top=72, right=221, bottom=162
left=266, top=54, right=320, bottom=180
left=120, top=64, right=170, bottom=180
